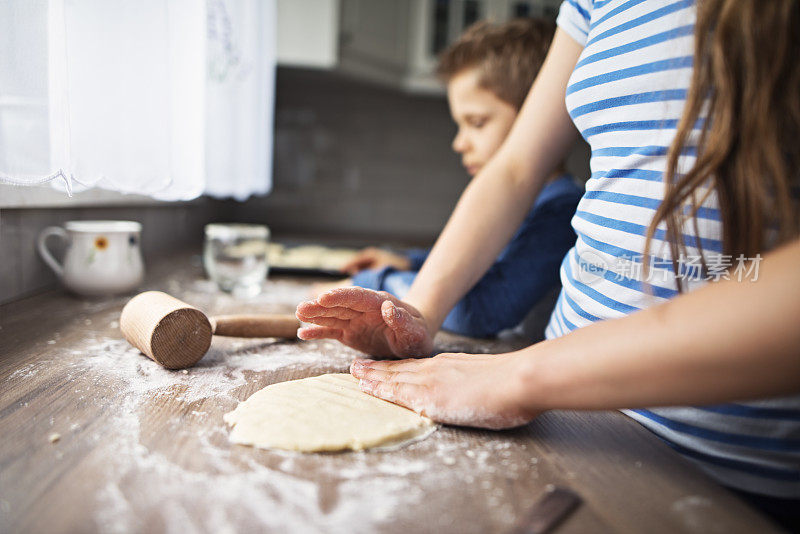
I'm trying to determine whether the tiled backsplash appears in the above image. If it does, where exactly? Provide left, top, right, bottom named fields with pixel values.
left=241, top=67, right=589, bottom=241
left=239, top=67, right=469, bottom=241
left=0, top=67, right=589, bottom=304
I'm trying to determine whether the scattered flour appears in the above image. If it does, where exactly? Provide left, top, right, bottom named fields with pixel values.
left=670, top=495, right=724, bottom=533
left=58, top=319, right=522, bottom=532
left=8, top=363, right=38, bottom=381
left=86, top=390, right=526, bottom=534
left=71, top=333, right=355, bottom=406
left=75, top=343, right=534, bottom=534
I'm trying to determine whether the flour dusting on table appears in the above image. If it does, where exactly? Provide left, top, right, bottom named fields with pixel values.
left=6, top=273, right=539, bottom=533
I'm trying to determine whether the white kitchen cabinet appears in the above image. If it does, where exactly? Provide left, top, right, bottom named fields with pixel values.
left=276, top=0, right=340, bottom=69
left=276, top=0, right=562, bottom=90
left=338, top=0, right=562, bottom=93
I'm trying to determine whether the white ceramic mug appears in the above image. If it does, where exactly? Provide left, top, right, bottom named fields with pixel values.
left=38, top=220, right=145, bottom=296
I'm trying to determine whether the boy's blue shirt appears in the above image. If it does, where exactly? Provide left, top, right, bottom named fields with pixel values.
left=351, top=174, right=583, bottom=337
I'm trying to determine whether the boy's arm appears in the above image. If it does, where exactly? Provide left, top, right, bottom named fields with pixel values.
left=297, top=29, right=584, bottom=357
left=404, top=29, right=583, bottom=334
left=405, top=249, right=430, bottom=271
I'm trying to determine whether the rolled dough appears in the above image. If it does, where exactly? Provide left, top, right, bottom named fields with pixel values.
left=223, top=374, right=434, bottom=452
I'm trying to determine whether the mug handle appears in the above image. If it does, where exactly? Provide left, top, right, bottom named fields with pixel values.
left=37, top=226, right=69, bottom=279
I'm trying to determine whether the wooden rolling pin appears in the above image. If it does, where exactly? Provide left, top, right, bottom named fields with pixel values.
left=120, top=291, right=300, bottom=369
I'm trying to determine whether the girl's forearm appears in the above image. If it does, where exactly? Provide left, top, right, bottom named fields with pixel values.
left=517, top=239, right=800, bottom=412
left=404, top=30, right=584, bottom=332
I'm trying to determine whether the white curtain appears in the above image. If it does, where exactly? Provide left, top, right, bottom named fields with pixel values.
left=0, top=0, right=276, bottom=201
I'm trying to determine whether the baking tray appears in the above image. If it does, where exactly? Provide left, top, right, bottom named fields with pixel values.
left=269, top=266, right=348, bottom=278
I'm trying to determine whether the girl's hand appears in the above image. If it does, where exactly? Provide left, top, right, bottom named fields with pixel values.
left=341, top=247, right=412, bottom=275
left=350, top=352, right=538, bottom=429
left=296, top=287, right=434, bottom=358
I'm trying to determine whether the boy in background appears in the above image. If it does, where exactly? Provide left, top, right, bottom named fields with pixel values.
left=319, top=18, right=582, bottom=339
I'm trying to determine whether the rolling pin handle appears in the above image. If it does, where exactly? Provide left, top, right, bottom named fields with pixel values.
left=209, top=314, right=300, bottom=339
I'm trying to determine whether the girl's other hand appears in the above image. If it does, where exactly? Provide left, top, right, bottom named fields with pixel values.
left=350, top=352, right=537, bottom=429
left=342, top=247, right=412, bottom=275
left=296, top=287, right=434, bottom=358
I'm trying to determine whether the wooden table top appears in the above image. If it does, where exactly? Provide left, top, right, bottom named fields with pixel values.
left=0, top=252, right=780, bottom=534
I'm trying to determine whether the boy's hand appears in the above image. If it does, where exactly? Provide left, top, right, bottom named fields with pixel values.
left=350, top=352, right=537, bottom=429
left=296, top=287, right=434, bottom=359
left=342, top=247, right=412, bottom=275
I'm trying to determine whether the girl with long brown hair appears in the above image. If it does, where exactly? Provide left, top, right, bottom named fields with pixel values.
left=297, top=0, right=800, bottom=527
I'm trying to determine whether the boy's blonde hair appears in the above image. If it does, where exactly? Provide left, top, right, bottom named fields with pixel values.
left=436, top=18, right=556, bottom=110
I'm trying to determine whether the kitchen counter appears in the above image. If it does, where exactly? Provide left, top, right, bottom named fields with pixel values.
left=0, top=251, right=780, bottom=533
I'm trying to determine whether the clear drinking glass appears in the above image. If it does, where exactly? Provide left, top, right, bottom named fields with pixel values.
left=203, top=223, right=270, bottom=296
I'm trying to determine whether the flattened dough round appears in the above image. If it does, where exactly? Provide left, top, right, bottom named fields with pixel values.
left=223, top=374, right=434, bottom=452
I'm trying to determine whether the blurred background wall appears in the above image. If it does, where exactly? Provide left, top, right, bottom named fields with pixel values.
left=244, top=65, right=588, bottom=244
left=239, top=66, right=465, bottom=243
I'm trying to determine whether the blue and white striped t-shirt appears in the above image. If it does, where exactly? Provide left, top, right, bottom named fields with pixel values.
left=548, top=0, right=800, bottom=498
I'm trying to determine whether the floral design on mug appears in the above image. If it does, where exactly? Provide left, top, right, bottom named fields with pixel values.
left=87, top=235, right=109, bottom=264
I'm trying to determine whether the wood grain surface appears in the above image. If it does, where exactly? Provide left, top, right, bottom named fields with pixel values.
left=0, top=252, right=781, bottom=534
